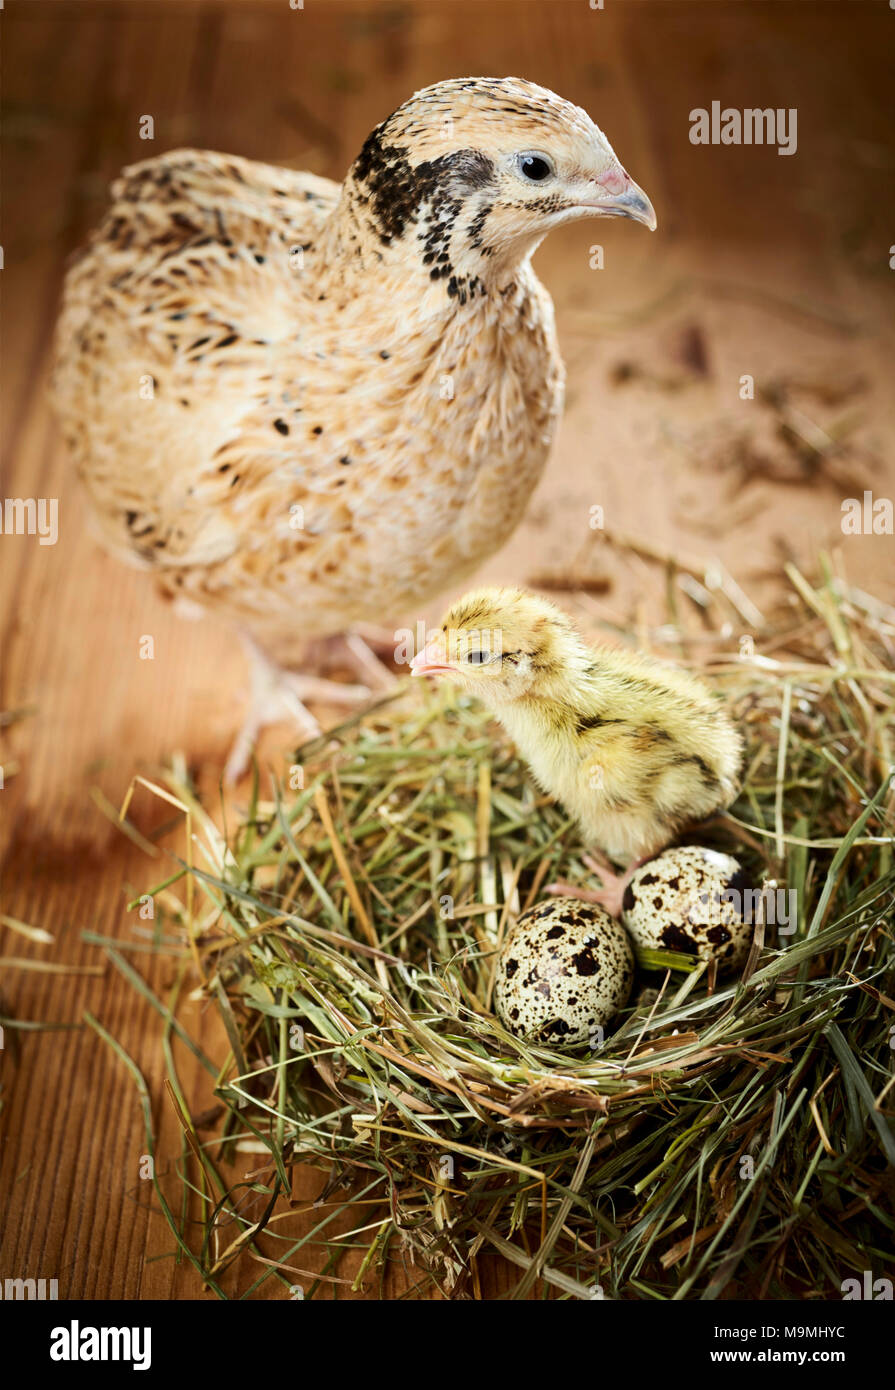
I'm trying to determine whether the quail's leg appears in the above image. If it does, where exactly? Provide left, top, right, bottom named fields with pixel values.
left=306, top=631, right=398, bottom=692
left=224, top=634, right=370, bottom=784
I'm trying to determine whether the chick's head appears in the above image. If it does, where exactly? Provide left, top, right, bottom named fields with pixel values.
left=345, top=77, right=656, bottom=286
left=411, top=586, right=583, bottom=704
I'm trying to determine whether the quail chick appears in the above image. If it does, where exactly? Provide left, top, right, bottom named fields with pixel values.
left=411, top=586, right=742, bottom=914
left=51, top=77, right=656, bottom=780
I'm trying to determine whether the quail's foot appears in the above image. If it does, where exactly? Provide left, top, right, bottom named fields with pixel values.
left=305, top=631, right=398, bottom=693
left=225, top=636, right=370, bottom=784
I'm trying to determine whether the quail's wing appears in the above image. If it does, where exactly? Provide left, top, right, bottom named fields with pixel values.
left=52, top=150, right=340, bottom=569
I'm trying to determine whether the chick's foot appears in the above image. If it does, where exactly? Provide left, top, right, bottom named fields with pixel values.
left=544, top=877, right=628, bottom=916
left=225, top=637, right=370, bottom=784
left=545, top=853, right=646, bottom=918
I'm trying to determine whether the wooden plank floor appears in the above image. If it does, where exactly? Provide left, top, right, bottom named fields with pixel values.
left=2, top=0, right=894, bottom=1300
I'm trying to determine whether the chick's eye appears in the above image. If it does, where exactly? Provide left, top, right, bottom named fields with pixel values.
left=466, top=650, right=492, bottom=665
left=516, top=153, right=554, bottom=183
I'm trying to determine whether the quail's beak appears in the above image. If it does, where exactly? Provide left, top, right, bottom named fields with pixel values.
left=578, top=164, right=657, bottom=231
left=410, top=637, right=455, bottom=678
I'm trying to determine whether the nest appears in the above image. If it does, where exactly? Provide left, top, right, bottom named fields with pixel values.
left=102, top=558, right=895, bottom=1299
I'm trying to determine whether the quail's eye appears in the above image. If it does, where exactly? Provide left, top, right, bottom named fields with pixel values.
left=466, top=649, right=492, bottom=665
left=516, top=153, right=555, bottom=183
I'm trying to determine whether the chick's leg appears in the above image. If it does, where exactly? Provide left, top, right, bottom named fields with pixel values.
left=545, top=852, right=647, bottom=918
left=224, top=633, right=370, bottom=784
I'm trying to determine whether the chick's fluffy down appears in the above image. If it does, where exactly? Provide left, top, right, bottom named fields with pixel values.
left=429, top=586, right=742, bottom=865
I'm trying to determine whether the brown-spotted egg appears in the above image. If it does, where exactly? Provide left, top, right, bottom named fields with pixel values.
left=494, top=897, right=635, bottom=1046
left=622, top=845, right=754, bottom=970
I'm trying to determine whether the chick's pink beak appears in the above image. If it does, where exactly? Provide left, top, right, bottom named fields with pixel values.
left=410, top=639, right=455, bottom=678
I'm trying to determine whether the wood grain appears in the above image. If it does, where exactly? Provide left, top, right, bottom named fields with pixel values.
left=2, top=0, right=893, bottom=1301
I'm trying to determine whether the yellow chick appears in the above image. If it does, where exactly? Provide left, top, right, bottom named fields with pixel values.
left=411, top=586, right=742, bottom=914
left=51, top=77, right=656, bottom=780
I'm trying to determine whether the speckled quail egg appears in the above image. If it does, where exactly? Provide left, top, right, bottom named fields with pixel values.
left=622, top=845, right=754, bottom=970
left=494, top=897, right=635, bottom=1046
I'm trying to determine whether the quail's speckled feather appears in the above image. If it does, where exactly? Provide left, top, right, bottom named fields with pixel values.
left=52, top=78, right=655, bottom=671
left=412, top=586, right=742, bottom=868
